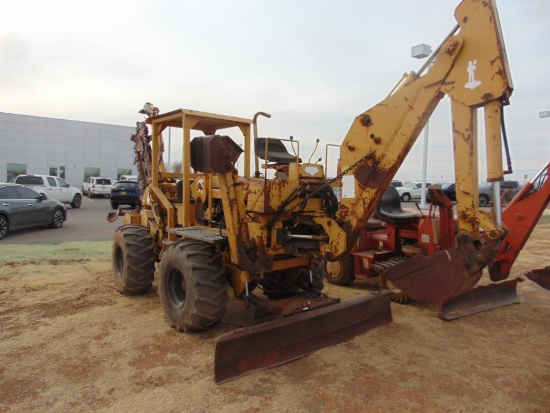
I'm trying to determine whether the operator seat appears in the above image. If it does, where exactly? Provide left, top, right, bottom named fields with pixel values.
left=375, top=186, right=420, bottom=225
left=255, top=137, right=300, bottom=164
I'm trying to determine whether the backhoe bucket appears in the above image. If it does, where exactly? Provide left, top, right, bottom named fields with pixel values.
left=214, top=291, right=392, bottom=384
left=384, top=248, right=467, bottom=304
left=439, top=278, right=521, bottom=320
left=525, top=266, right=550, bottom=291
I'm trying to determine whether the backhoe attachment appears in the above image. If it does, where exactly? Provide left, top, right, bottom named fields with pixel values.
left=525, top=267, right=550, bottom=291
left=214, top=291, right=392, bottom=384
left=383, top=238, right=524, bottom=319
left=439, top=278, right=521, bottom=320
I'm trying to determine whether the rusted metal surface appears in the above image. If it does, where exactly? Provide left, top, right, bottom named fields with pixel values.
left=439, top=278, right=521, bottom=320
left=244, top=294, right=340, bottom=321
left=107, top=206, right=123, bottom=223
left=384, top=234, right=504, bottom=304
left=525, top=267, right=550, bottom=291
left=214, top=291, right=392, bottom=384
left=131, top=121, right=152, bottom=191
left=383, top=248, right=466, bottom=303
left=190, top=135, right=243, bottom=173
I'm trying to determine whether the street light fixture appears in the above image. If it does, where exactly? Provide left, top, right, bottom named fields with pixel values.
left=540, top=111, right=550, bottom=160
left=412, top=43, right=432, bottom=209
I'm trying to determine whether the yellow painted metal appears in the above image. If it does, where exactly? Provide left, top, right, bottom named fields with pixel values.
left=484, top=100, right=504, bottom=181
left=132, top=0, right=513, bottom=290
left=335, top=36, right=462, bottom=257
left=227, top=266, right=253, bottom=298
left=334, top=0, right=512, bottom=254
left=452, top=100, right=481, bottom=239
left=217, top=170, right=252, bottom=267
left=312, top=215, right=347, bottom=260
left=143, top=108, right=254, bottom=239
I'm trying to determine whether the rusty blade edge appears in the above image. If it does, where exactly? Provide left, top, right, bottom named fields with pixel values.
left=525, top=266, right=550, bottom=291
left=438, top=278, right=521, bottom=321
left=214, top=291, right=393, bottom=384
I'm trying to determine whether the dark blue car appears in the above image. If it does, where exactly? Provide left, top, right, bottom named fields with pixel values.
left=110, top=180, right=142, bottom=209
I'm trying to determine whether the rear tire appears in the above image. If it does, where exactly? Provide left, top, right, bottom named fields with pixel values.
left=479, top=194, right=490, bottom=207
left=159, top=239, right=229, bottom=332
left=112, top=225, right=155, bottom=295
left=71, top=193, right=82, bottom=209
left=110, top=202, right=118, bottom=209
left=0, top=215, right=9, bottom=240
left=325, top=256, right=355, bottom=286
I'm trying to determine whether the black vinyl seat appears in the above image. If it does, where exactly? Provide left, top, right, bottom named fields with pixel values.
left=375, top=186, right=420, bottom=225
left=255, top=137, right=300, bottom=164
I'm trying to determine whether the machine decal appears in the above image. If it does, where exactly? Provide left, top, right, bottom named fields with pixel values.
left=465, top=60, right=482, bottom=89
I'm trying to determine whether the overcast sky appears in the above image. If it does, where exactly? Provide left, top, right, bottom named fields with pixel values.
left=2, top=0, right=549, bottom=183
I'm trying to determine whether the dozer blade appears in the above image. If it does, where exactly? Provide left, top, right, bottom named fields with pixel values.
left=214, top=291, right=392, bottom=384
left=384, top=248, right=466, bottom=304
left=439, top=278, right=521, bottom=320
left=525, top=266, right=550, bottom=291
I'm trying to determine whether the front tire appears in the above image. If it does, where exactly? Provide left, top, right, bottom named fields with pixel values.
left=112, top=225, right=155, bottom=295
left=159, top=239, right=229, bottom=332
left=401, top=193, right=411, bottom=202
left=49, top=208, right=65, bottom=228
left=71, top=193, right=82, bottom=209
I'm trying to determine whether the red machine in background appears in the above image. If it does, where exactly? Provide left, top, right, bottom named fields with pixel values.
left=326, top=161, right=550, bottom=315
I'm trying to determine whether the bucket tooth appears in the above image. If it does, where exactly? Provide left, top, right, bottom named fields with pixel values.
left=214, top=291, right=392, bottom=384
left=439, top=278, right=521, bottom=320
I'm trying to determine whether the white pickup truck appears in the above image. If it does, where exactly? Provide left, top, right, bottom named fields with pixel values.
left=14, top=174, right=83, bottom=208
left=395, top=181, right=432, bottom=202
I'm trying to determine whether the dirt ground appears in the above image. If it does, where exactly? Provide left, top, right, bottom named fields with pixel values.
left=1, top=223, right=549, bottom=413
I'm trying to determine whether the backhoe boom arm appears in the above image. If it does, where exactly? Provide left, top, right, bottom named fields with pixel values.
left=337, top=0, right=512, bottom=256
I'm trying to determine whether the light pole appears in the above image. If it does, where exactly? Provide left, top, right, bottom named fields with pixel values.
left=540, top=111, right=550, bottom=161
left=412, top=43, right=432, bottom=209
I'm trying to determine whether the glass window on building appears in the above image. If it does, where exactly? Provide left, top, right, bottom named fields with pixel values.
left=117, top=168, right=133, bottom=179
left=84, top=167, right=100, bottom=181
left=7, top=163, right=26, bottom=183
left=48, top=166, right=66, bottom=179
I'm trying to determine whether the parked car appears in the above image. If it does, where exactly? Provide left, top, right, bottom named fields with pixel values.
left=478, top=181, right=521, bottom=206
left=442, top=182, right=494, bottom=206
left=390, top=180, right=404, bottom=188
left=110, top=180, right=142, bottom=209
left=13, top=174, right=82, bottom=208
left=500, top=180, right=521, bottom=201
left=0, top=183, right=67, bottom=240
left=441, top=181, right=520, bottom=206
left=119, top=175, right=138, bottom=182
left=82, top=177, right=113, bottom=198
left=477, top=183, right=493, bottom=207
left=442, top=183, right=456, bottom=201
left=395, top=181, right=431, bottom=202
